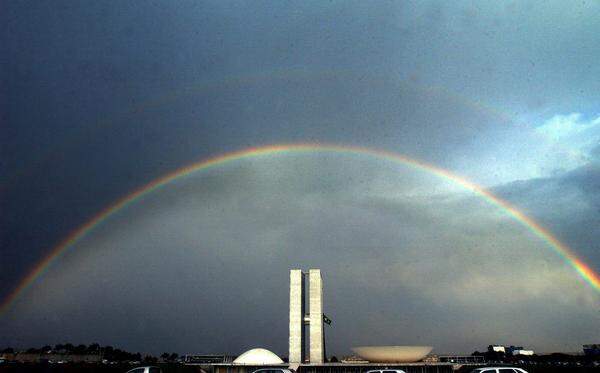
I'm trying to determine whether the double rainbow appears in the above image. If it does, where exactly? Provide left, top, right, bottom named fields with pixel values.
left=2, top=143, right=598, bottom=313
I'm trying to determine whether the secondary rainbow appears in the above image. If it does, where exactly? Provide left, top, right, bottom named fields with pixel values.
left=2, top=143, right=598, bottom=313
left=4, top=68, right=586, bottom=194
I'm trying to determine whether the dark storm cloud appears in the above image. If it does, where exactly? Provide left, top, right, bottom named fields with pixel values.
left=493, top=164, right=600, bottom=264
left=2, top=0, right=599, bottom=356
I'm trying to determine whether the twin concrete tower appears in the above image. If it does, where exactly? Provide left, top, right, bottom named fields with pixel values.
left=289, top=269, right=327, bottom=364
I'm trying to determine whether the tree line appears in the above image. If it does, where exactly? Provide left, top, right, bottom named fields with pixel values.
left=1, top=343, right=180, bottom=363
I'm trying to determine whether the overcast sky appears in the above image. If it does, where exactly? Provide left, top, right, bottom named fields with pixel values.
left=1, top=1, right=599, bottom=356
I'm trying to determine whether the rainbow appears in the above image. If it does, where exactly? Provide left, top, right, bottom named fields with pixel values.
left=2, top=143, right=599, bottom=313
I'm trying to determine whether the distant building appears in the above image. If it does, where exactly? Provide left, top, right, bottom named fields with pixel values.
left=488, top=345, right=506, bottom=353
left=505, top=346, right=523, bottom=355
left=486, top=345, right=533, bottom=356
left=183, top=355, right=235, bottom=364
left=583, top=344, right=600, bottom=356
left=438, top=355, right=485, bottom=364
left=511, top=350, right=534, bottom=356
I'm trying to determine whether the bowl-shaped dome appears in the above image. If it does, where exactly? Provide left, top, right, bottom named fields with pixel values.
left=351, top=346, right=433, bottom=363
left=233, top=348, right=284, bottom=365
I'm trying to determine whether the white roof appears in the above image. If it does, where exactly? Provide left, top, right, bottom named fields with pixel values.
left=233, top=348, right=284, bottom=365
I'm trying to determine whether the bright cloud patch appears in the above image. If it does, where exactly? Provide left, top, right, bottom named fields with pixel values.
left=461, top=112, right=600, bottom=186
left=536, top=113, right=600, bottom=160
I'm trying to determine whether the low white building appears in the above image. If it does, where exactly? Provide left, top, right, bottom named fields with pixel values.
left=511, top=350, right=534, bottom=356
left=490, top=346, right=505, bottom=353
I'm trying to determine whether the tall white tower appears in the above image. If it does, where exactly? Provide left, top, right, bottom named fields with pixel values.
left=289, top=269, right=305, bottom=364
left=309, top=269, right=325, bottom=364
left=289, top=268, right=326, bottom=364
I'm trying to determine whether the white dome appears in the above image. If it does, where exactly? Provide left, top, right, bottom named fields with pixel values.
left=233, top=348, right=284, bottom=365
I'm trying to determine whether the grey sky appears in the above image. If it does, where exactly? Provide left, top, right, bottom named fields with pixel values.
left=1, top=0, right=599, bottom=357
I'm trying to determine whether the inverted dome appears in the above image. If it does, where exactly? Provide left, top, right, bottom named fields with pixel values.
left=233, top=348, right=284, bottom=365
left=351, top=346, right=433, bottom=363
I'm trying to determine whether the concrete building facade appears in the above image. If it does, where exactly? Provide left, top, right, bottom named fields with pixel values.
left=309, top=269, right=324, bottom=364
left=289, top=269, right=306, bottom=364
left=289, top=268, right=325, bottom=364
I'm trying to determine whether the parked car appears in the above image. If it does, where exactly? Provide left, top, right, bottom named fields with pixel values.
left=365, top=370, right=406, bottom=373
left=470, top=368, right=528, bottom=373
left=252, top=369, right=294, bottom=373
left=125, top=367, right=162, bottom=373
